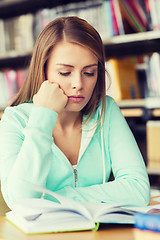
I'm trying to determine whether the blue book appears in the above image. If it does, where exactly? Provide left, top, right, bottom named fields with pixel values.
left=134, top=213, right=160, bottom=232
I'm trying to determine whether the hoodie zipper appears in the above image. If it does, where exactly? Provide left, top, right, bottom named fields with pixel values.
left=72, top=167, right=78, bottom=188
left=52, top=142, right=78, bottom=187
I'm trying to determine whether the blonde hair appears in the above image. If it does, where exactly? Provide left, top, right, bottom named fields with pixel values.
left=11, top=16, right=106, bottom=125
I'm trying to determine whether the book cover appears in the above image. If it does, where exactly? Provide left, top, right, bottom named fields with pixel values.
left=118, top=0, right=147, bottom=32
left=4, top=18, right=15, bottom=52
left=110, top=0, right=119, bottom=36
left=128, top=0, right=148, bottom=29
left=146, top=121, right=160, bottom=169
left=0, top=19, right=6, bottom=55
left=134, top=212, right=160, bottom=232
left=16, top=69, right=27, bottom=91
left=148, top=0, right=159, bottom=30
left=137, top=0, right=152, bottom=31
left=106, top=58, right=140, bottom=102
left=112, top=0, right=125, bottom=35
left=103, top=0, right=114, bottom=38
left=4, top=70, right=17, bottom=103
left=0, top=72, right=9, bottom=109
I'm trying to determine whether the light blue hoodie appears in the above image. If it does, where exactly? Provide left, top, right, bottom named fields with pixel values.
left=0, top=96, right=150, bottom=209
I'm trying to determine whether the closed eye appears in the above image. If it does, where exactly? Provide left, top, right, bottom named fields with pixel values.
left=84, top=72, right=95, bottom=77
left=59, top=72, right=71, bottom=76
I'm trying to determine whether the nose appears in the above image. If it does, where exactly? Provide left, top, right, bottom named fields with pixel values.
left=72, top=73, right=83, bottom=91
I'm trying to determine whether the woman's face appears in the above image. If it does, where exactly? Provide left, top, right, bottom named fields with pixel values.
left=46, top=41, right=98, bottom=113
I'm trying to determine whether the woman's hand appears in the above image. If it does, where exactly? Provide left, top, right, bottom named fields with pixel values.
left=33, top=81, right=68, bottom=113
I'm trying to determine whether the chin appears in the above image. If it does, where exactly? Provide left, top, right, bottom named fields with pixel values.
left=65, top=104, right=86, bottom=112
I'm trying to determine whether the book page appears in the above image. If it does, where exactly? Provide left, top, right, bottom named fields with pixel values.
left=81, top=202, right=160, bottom=223
left=12, top=182, right=93, bottom=221
left=81, top=201, right=123, bottom=218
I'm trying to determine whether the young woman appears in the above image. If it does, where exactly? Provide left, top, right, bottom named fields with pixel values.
left=0, top=17, right=150, bottom=209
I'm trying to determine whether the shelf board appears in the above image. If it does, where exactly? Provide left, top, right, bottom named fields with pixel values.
left=118, top=98, right=160, bottom=109
left=152, top=109, right=160, bottom=117
left=104, top=31, right=160, bottom=44
left=118, top=99, right=145, bottom=108
left=147, top=167, right=160, bottom=175
left=121, top=108, right=143, bottom=117
left=104, top=31, right=160, bottom=58
left=0, top=51, right=32, bottom=69
left=0, top=0, right=88, bottom=19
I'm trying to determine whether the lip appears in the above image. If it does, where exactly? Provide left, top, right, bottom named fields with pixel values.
left=68, top=95, right=84, bottom=103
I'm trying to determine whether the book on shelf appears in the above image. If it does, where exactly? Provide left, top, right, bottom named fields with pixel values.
left=0, top=68, right=27, bottom=109
left=118, top=0, right=148, bottom=33
left=0, top=19, right=6, bottom=55
left=103, top=0, right=114, bottom=38
left=0, top=72, right=9, bottom=109
left=146, top=53, right=160, bottom=97
left=0, top=14, right=34, bottom=56
left=4, top=69, right=18, bottom=102
left=148, top=0, right=160, bottom=31
left=5, top=183, right=160, bottom=234
left=106, top=57, right=140, bottom=102
left=33, top=0, right=113, bottom=41
left=146, top=121, right=160, bottom=169
left=112, top=0, right=124, bottom=35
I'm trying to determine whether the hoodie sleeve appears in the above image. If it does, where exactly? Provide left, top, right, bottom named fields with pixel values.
left=55, top=98, right=150, bottom=206
left=0, top=105, right=58, bottom=209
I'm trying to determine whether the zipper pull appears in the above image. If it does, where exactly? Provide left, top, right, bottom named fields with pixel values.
left=73, top=168, right=78, bottom=187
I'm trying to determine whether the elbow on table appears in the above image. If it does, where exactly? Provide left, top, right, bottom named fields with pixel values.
left=3, top=180, right=42, bottom=210
left=134, top=180, right=151, bottom=206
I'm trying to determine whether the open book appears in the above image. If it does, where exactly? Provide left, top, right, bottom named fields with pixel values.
left=6, top=184, right=160, bottom=234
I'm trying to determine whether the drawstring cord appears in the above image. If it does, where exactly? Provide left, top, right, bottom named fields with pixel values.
left=100, top=111, right=106, bottom=184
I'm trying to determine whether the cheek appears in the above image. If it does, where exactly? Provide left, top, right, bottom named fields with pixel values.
left=48, top=73, right=70, bottom=93
left=47, top=70, right=55, bottom=83
left=58, top=78, right=70, bottom=89
left=47, top=72, right=63, bottom=86
left=87, top=79, right=97, bottom=95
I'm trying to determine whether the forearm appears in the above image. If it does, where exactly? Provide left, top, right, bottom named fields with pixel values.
left=56, top=170, right=150, bottom=206
left=6, top=130, right=53, bottom=202
left=0, top=106, right=57, bottom=208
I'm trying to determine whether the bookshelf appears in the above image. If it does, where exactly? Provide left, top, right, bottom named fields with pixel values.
left=0, top=0, right=88, bottom=19
left=147, top=167, right=160, bottom=175
left=1, top=30, right=160, bottom=69
left=104, top=31, right=160, bottom=59
left=0, top=52, right=32, bottom=69
left=0, top=0, right=160, bottom=176
left=118, top=98, right=160, bottom=118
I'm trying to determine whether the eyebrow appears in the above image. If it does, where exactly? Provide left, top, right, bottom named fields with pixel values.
left=56, top=63, right=98, bottom=69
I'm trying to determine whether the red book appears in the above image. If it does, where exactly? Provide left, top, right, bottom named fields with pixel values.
left=110, top=0, right=119, bottom=36
left=16, top=69, right=26, bottom=90
left=4, top=70, right=17, bottom=102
